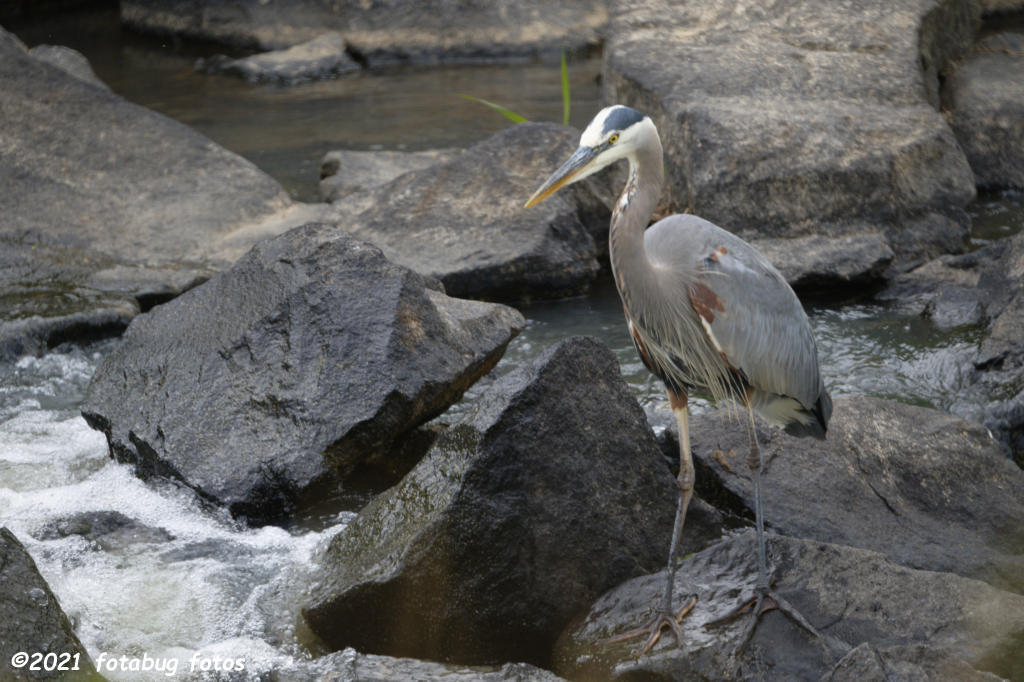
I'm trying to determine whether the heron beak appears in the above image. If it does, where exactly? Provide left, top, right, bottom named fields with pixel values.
left=524, top=145, right=600, bottom=208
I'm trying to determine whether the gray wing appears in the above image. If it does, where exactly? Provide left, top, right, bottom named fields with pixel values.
left=645, top=215, right=824, bottom=409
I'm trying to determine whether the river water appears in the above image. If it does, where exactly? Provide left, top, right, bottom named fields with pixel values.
left=3, top=9, right=1023, bottom=681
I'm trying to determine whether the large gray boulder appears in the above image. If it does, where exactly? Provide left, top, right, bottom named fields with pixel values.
left=303, top=336, right=725, bottom=666
left=329, top=123, right=614, bottom=302
left=949, top=32, right=1024, bottom=190
left=121, top=0, right=607, bottom=64
left=0, top=528, right=102, bottom=681
left=81, top=223, right=524, bottom=525
left=553, top=532, right=1024, bottom=681
left=880, top=230, right=1024, bottom=461
left=667, top=397, right=1024, bottom=594
left=0, top=26, right=324, bottom=360
left=603, top=0, right=979, bottom=271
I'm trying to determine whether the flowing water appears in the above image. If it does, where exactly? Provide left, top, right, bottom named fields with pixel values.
left=4, top=8, right=1024, bottom=681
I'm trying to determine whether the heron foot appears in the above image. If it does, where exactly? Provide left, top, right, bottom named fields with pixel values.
left=707, top=584, right=823, bottom=652
left=600, top=594, right=697, bottom=656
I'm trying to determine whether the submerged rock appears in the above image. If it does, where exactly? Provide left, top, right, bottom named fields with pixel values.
left=121, top=0, right=607, bottom=64
left=34, top=511, right=173, bottom=552
left=603, top=0, right=978, bottom=270
left=0, top=528, right=101, bottom=681
left=303, top=336, right=724, bottom=666
left=319, top=149, right=457, bottom=203
left=329, top=123, right=613, bottom=302
left=271, top=648, right=566, bottom=681
left=553, top=532, right=1024, bottom=681
left=949, top=32, right=1024, bottom=190
left=81, top=224, right=524, bottom=525
left=670, top=397, right=1024, bottom=594
left=0, top=26, right=323, bottom=360
left=198, top=32, right=359, bottom=83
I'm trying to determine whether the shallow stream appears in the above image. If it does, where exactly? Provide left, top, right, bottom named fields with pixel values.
left=3, top=9, right=1023, bottom=681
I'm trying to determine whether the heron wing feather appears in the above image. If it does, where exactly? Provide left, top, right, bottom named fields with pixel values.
left=644, top=215, right=824, bottom=410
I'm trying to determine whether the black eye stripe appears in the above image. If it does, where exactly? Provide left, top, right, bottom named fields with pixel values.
left=600, top=106, right=644, bottom=136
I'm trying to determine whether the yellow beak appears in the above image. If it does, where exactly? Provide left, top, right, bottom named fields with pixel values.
left=524, top=145, right=599, bottom=208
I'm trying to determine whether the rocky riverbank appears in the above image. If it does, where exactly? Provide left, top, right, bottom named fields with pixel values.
left=2, top=0, right=1023, bottom=679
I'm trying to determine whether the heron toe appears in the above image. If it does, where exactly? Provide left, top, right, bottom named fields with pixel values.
left=708, top=583, right=832, bottom=655
left=601, top=593, right=697, bottom=655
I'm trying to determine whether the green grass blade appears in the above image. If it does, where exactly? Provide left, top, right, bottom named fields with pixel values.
left=457, top=94, right=527, bottom=124
left=561, top=52, right=571, bottom=126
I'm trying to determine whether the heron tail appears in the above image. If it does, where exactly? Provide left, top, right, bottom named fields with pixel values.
left=782, top=390, right=831, bottom=440
left=751, top=389, right=831, bottom=440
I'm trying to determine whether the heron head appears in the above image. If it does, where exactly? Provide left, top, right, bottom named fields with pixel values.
left=525, top=105, right=655, bottom=208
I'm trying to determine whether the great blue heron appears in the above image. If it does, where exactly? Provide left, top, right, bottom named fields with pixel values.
left=525, top=106, right=832, bottom=654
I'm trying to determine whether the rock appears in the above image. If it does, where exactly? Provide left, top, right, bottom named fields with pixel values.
left=670, top=397, right=1024, bottom=594
left=880, top=231, right=1024, bottom=460
left=81, top=224, right=524, bottom=525
left=329, top=122, right=614, bottom=302
left=949, top=32, right=1024, bottom=190
left=0, top=27, right=323, bottom=360
left=981, top=0, right=1024, bottom=12
left=197, top=32, right=359, bottom=84
left=121, top=0, right=607, bottom=64
left=826, top=642, right=1005, bottom=682
left=27, top=44, right=108, bottom=90
left=303, top=336, right=725, bottom=665
left=34, top=511, right=173, bottom=552
left=159, top=539, right=255, bottom=564
left=270, top=648, right=566, bottom=681
left=0, top=528, right=102, bottom=681
left=751, top=232, right=894, bottom=291
left=603, top=0, right=979, bottom=270
left=553, top=532, right=1024, bottom=681
left=319, top=149, right=457, bottom=203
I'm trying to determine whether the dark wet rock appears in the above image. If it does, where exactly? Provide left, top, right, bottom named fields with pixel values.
left=159, top=539, right=256, bottom=564
left=751, top=232, right=894, bottom=291
left=826, top=642, right=1004, bottom=682
left=881, top=231, right=1024, bottom=459
left=319, top=149, right=457, bottom=203
left=603, top=0, right=978, bottom=270
left=0, top=26, right=323, bottom=360
left=0, top=528, right=102, bottom=681
left=34, top=511, right=173, bottom=552
left=270, top=648, right=566, bottom=682
left=554, top=532, right=1024, bottom=681
left=303, top=336, right=725, bottom=666
left=669, top=397, right=1024, bottom=594
left=198, top=32, right=359, bottom=83
left=81, top=224, right=524, bottom=525
left=328, top=123, right=615, bottom=302
left=982, top=0, right=1024, bottom=10
left=949, top=32, right=1024, bottom=190
left=121, top=0, right=607, bottom=64
left=28, top=44, right=108, bottom=90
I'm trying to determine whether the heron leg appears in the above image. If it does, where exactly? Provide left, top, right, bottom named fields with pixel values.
left=602, top=390, right=697, bottom=654
left=707, top=405, right=826, bottom=651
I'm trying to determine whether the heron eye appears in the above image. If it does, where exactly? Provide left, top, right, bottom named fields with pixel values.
left=608, top=134, right=620, bottom=144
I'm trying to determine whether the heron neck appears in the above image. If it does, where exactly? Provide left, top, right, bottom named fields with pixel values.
left=609, top=141, right=663, bottom=313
